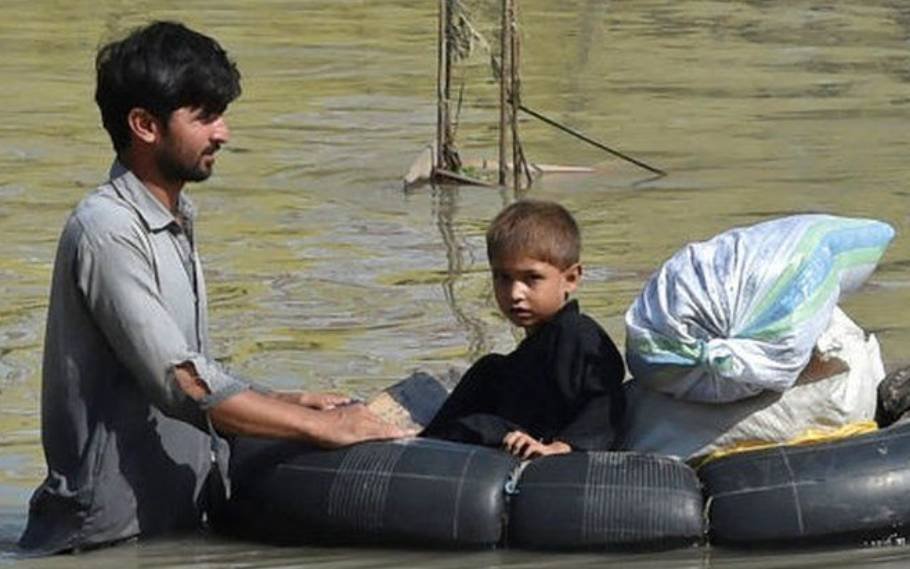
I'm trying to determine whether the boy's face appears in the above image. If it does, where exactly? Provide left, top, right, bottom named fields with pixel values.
left=491, top=255, right=581, bottom=333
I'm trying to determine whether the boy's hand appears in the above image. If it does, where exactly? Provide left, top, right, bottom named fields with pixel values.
left=502, top=430, right=572, bottom=459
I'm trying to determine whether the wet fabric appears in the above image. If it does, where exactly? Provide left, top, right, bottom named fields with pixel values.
left=19, top=162, right=251, bottom=554
left=421, top=301, right=625, bottom=451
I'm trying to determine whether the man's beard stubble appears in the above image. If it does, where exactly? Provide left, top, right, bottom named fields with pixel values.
left=156, top=145, right=216, bottom=184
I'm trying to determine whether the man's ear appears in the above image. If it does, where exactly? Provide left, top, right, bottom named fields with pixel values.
left=126, top=108, right=161, bottom=144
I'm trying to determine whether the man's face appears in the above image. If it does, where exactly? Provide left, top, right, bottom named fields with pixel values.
left=156, top=106, right=230, bottom=184
left=491, top=255, right=581, bottom=333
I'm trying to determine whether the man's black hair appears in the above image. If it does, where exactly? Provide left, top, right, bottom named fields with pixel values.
left=95, top=21, right=242, bottom=153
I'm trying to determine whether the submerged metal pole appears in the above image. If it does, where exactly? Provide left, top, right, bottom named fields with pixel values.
left=436, top=0, right=448, bottom=172
left=498, top=0, right=510, bottom=186
left=509, top=0, right=520, bottom=193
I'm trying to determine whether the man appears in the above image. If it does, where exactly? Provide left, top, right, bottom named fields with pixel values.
left=19, top=21, right=404, bottom=554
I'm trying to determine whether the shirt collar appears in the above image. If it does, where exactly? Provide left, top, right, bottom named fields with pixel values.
left=523, top=299, right=580, bottom=339
left=108, top=160, right=197, bottom=232
left=554, top=299, right=580, bottom=321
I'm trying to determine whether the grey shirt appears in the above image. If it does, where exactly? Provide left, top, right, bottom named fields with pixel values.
left=19, top=162, right=250, bottom=553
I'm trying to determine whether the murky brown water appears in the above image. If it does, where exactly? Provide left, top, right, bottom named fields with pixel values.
left=2, top=0, right=910, bottom=566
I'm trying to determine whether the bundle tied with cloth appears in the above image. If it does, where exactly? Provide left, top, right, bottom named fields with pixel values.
left=622, top=214, right=895, bottom=463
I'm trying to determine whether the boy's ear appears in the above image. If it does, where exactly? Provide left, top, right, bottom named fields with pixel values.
left=563, top=263, right=582, bottom=293
left=126, top=108, right=161, bottom=145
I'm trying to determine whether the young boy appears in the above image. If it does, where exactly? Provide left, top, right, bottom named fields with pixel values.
left=421, top=200, right=625, bottom=458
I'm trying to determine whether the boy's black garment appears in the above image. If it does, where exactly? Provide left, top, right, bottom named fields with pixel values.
left=421, top=300, right=625, bottom=451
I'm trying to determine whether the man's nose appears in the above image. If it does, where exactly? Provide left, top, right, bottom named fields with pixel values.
left=212, top=117, right=230, bottom=144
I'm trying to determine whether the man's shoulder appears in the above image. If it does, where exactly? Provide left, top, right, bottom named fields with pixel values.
left=67, top=184, right=141, bottom=240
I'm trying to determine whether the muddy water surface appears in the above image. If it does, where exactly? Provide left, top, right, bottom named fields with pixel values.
left=1, top=1, right=909, bottom=566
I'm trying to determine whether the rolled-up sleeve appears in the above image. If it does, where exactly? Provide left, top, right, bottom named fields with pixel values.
left=75, top=221, right=249, bottom=419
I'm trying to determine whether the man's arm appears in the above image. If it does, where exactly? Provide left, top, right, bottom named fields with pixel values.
left=77, top=222, right=405, bottom=446
left=175, top=364, right=406, bottom=446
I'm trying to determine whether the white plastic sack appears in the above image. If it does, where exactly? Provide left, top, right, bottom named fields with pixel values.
left=625, top=214, right=894, bottom=402
left=621, top=307, right=885, bottom=461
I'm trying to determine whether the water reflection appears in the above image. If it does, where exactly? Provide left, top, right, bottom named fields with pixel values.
left=433, top=185, right=497, bottom=363
left=8, top=536, right=910, bottom=569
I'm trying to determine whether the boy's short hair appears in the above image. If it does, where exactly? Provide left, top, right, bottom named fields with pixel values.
left=486, top=200, right=581, bottom=269
left=95, top=21, right=242, bottom=153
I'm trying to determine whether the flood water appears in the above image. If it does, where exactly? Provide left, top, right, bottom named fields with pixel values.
left=2, top=0, right=910, bottom=566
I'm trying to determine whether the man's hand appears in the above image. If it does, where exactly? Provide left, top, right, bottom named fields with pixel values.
left=502, top=430, right=572, bottom=460
left=207, top=390, right=413, bottom=448
left=318, top=402, right=415, bottom=448
left=272, top=390, right=353, bottom=410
